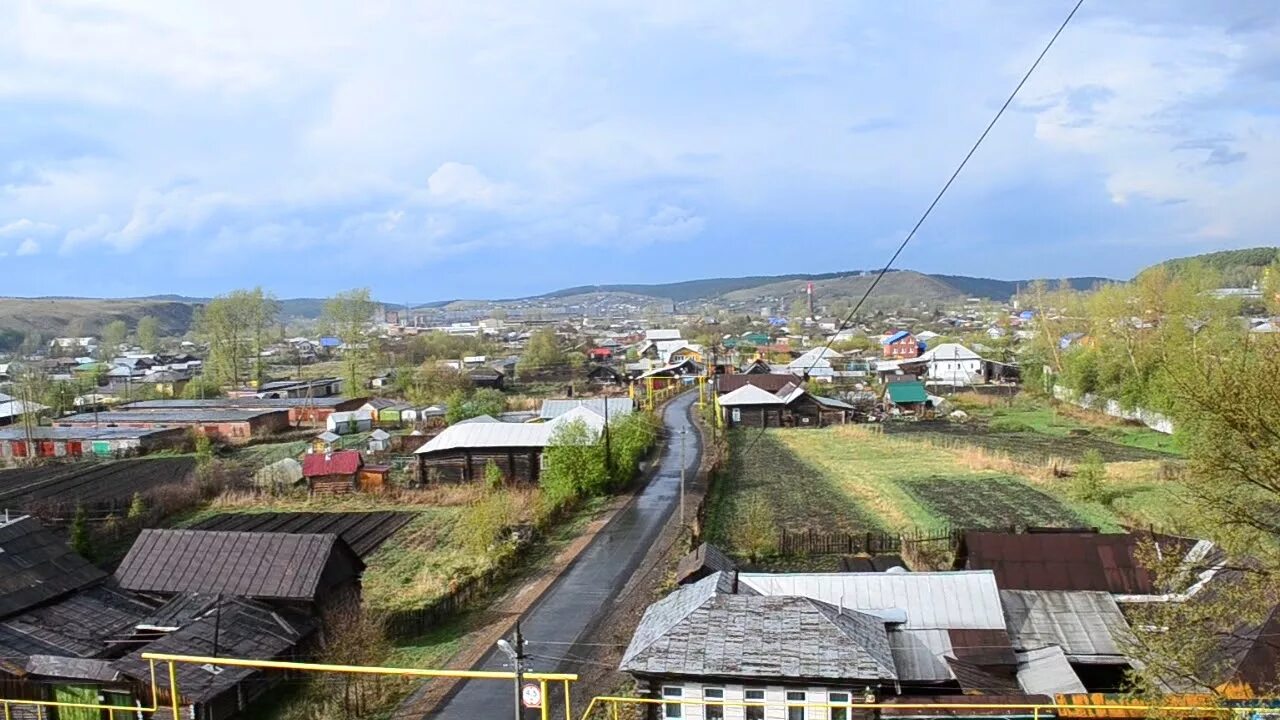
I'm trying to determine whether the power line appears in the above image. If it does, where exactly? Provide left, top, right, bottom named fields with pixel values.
left=744, top=0, right=1086, bottom=456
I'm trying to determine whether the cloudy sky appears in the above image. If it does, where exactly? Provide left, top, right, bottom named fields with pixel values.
left=0, top=1, right=1275, bottom=299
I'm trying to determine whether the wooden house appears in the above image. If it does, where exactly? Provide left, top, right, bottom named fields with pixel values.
left=114, top=528, right=364, bottom=615
left=413, top=422, right=550, bottom=484
left=301, top=450, right=389, bottom=494
left=468, top=366, right=505, bottom=390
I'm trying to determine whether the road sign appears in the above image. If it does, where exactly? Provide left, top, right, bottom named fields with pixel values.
left=521, top=682, right=542, bottom=709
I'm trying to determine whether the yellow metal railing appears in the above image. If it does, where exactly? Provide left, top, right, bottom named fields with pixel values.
left=576, top=695, right=1257, bottom=720
left=2, top=654, right=579, bottom=720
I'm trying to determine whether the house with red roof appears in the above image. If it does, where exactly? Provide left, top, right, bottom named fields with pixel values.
left=302, top=450, right=390, bottom=495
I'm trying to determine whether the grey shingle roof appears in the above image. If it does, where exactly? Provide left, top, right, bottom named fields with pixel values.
left=115, top=529, right=359, bottom=602
left=0, top=584, right=153, bottom=658
left=0, top=516, right=106, bottom=617
left=621, top=573, right=896, bottom=682
left=1000, top=589, right=1131, bottom=663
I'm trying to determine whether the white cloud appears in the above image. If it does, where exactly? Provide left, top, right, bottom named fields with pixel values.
left=0, top=218, right=57, bottom=237
left=15, top=238, right=40, bottom=256
left=426, top=162, right=515, bottom=208
left=633, top=204, right=705, bottom=244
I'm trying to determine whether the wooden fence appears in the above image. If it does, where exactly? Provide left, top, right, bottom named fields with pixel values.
left=777, top=529, right=904, bottom=556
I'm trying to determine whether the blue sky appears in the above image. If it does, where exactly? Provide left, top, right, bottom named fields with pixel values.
left=0, top=1, right=1276, bottom=300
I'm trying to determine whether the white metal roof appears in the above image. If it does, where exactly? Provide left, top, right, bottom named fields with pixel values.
left=717, top=384, right=788, bottom=407
left=737, top=571, right=1005, bottom=630
left=545, top=405, right=606, bottom=435
left=414, top=422, right=551, bottom=454
left=1015, top=646, right=1088, bottom=695
left=917, top=343, right=982, bottom=363
left=644, top=329, right=682, bottom=341
left=539, top=398, right=634, bottom=420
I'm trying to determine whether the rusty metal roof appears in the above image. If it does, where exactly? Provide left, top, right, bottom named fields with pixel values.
left=958, top=531, right=1155, bottom=593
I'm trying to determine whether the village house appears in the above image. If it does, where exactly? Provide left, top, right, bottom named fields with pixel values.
left=621, top=570, right=1068, bottom=715
left=414, top=422, right=551, bottom=484
left=301, top=450, right=390, bottom=494
left=882, top=330, right=922, bottom=360
left=114, top=528, right=364, bottom=616
left=717, top=382, right=853, bottom=429
left=326, top=408, right=375, bottom=435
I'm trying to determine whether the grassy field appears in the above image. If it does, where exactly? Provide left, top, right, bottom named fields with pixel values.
left=707, top=423, right=1198, bottom=557
left=942, top=394, right=1181, bottom=457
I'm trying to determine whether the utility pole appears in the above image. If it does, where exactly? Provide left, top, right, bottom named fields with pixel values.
left=602, top=396, right=611, bottom=480
left=497, top=621, right=526, bottom=720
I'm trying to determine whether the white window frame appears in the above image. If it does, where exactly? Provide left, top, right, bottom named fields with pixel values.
left=703, top=687, right=725, bottom=720
left=829, top=692, right=852, bottom=720
left=731, top=407, right=741, bottom=422
left=744, top=688, right=766, bottom=720
left=662, top=686, right=684, bottom=719
left=786, top=690, right=806, bottom=720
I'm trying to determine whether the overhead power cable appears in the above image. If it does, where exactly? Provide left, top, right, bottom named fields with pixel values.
left=743, top=0, right=1086, bottom=456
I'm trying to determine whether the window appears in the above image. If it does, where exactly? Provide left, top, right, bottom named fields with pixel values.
left=787, top=691, right=806, bottom=720
left=731, top=407, right=741, bottom=422
left=662, top=686, right=683, bottom=719
left=703, top=688, right=724, bottom=720
left=829, top=692, right=851, bottom=720
left=745, top=689, right=766, bottom=720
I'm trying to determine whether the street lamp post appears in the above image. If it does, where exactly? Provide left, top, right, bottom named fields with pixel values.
left=496, top=622, right=525, bottom=720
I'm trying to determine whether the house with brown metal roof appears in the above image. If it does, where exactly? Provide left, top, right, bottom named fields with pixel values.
left=953, top=530, right=1184, bottom=594
left=114, top=529, right=363, bottom=614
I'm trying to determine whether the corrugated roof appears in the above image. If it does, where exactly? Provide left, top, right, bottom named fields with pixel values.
left=1015, top=646, right=1087, bottom=695
left=718, top=383, right=788, bottom=407
left=115, top=529, right=359, bottom=601
left=302, top=450, right=362, bottom=477
left=886, top=381, right=928, bottom=404
left=883, top=331, right=912, bottom=344
left=737, top=571, right=1006, bottom=629
left=716, top=374, right=799, bottom=394
left=415, top=422, right=551, bottom=454
left=545, top=406, right=606, bottom=436
left=56, top=409, right=285, bottom=424
left=622, top=573, right=897, bottom=682
left=960, top=531, right=1155, bottom=593
left=918, top=343, right=982, bottom=362
left=538, top=398, right=635, bottom=420
left=1000, top=589, right=1132, bottom=663
left=0, top=516, right=106, bottom=617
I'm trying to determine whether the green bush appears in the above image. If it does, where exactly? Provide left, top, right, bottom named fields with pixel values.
left=730, top=492, right=778, bottom=562
left=1071, top=449, right=1107, bottom=502
left=455, top=490, right=520, bottom=556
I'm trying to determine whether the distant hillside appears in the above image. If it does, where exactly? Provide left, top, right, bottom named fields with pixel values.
left=536, top=270, right=863, bottom=303
left=0, top=298, right=196, bottom=339
left=1148, top=247, right=1280, bottom=283
left=535, top=270, right=1113, bottom=305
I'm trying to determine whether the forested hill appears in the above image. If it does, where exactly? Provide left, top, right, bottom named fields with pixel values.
left=1148, top=247, right=1280, bottom=284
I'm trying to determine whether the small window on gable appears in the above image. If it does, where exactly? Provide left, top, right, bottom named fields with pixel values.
left=662, top=686, right=683, bottom=719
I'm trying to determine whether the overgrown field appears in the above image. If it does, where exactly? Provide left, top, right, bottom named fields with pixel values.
left=708, top=423, right=1198, bottom=558
left=906, top=393, right=1182, bottom=460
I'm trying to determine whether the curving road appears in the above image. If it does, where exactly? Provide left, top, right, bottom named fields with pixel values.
left=425, top=391, right=701, bottom=718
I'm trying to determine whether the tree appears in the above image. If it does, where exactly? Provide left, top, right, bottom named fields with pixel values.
left=1070, top=449, right=1106, bottom=502
left=69, top=505, right=94, bottom=561
left=137, top=315, right=161, bottom=353
left=445, top=388, right=506, bottom=424
left=323, top=289, right=379, bottom=394
left=518, top=329, right=567, bottom=379
left=730, top=492, right=778, bottom=562
left=197, top=288, right=278, bottom=388
left=181, top=375, right=225, bottom=399
left=484, top=459, right=505, bottom=492
left=127, top=492, right=148, bottom=521
left=538, top=419, right=607, bottom=517
left=101, top=320, right=128, bottom=358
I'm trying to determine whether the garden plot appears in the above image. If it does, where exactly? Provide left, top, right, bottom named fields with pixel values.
left=899, top=475, right=1086, bottom=530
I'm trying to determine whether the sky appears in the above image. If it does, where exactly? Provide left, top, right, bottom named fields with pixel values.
left=0, top=1, right=1277, bottom=300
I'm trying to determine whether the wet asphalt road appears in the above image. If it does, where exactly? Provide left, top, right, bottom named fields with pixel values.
left=425, top=391, right=700, bottom=718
